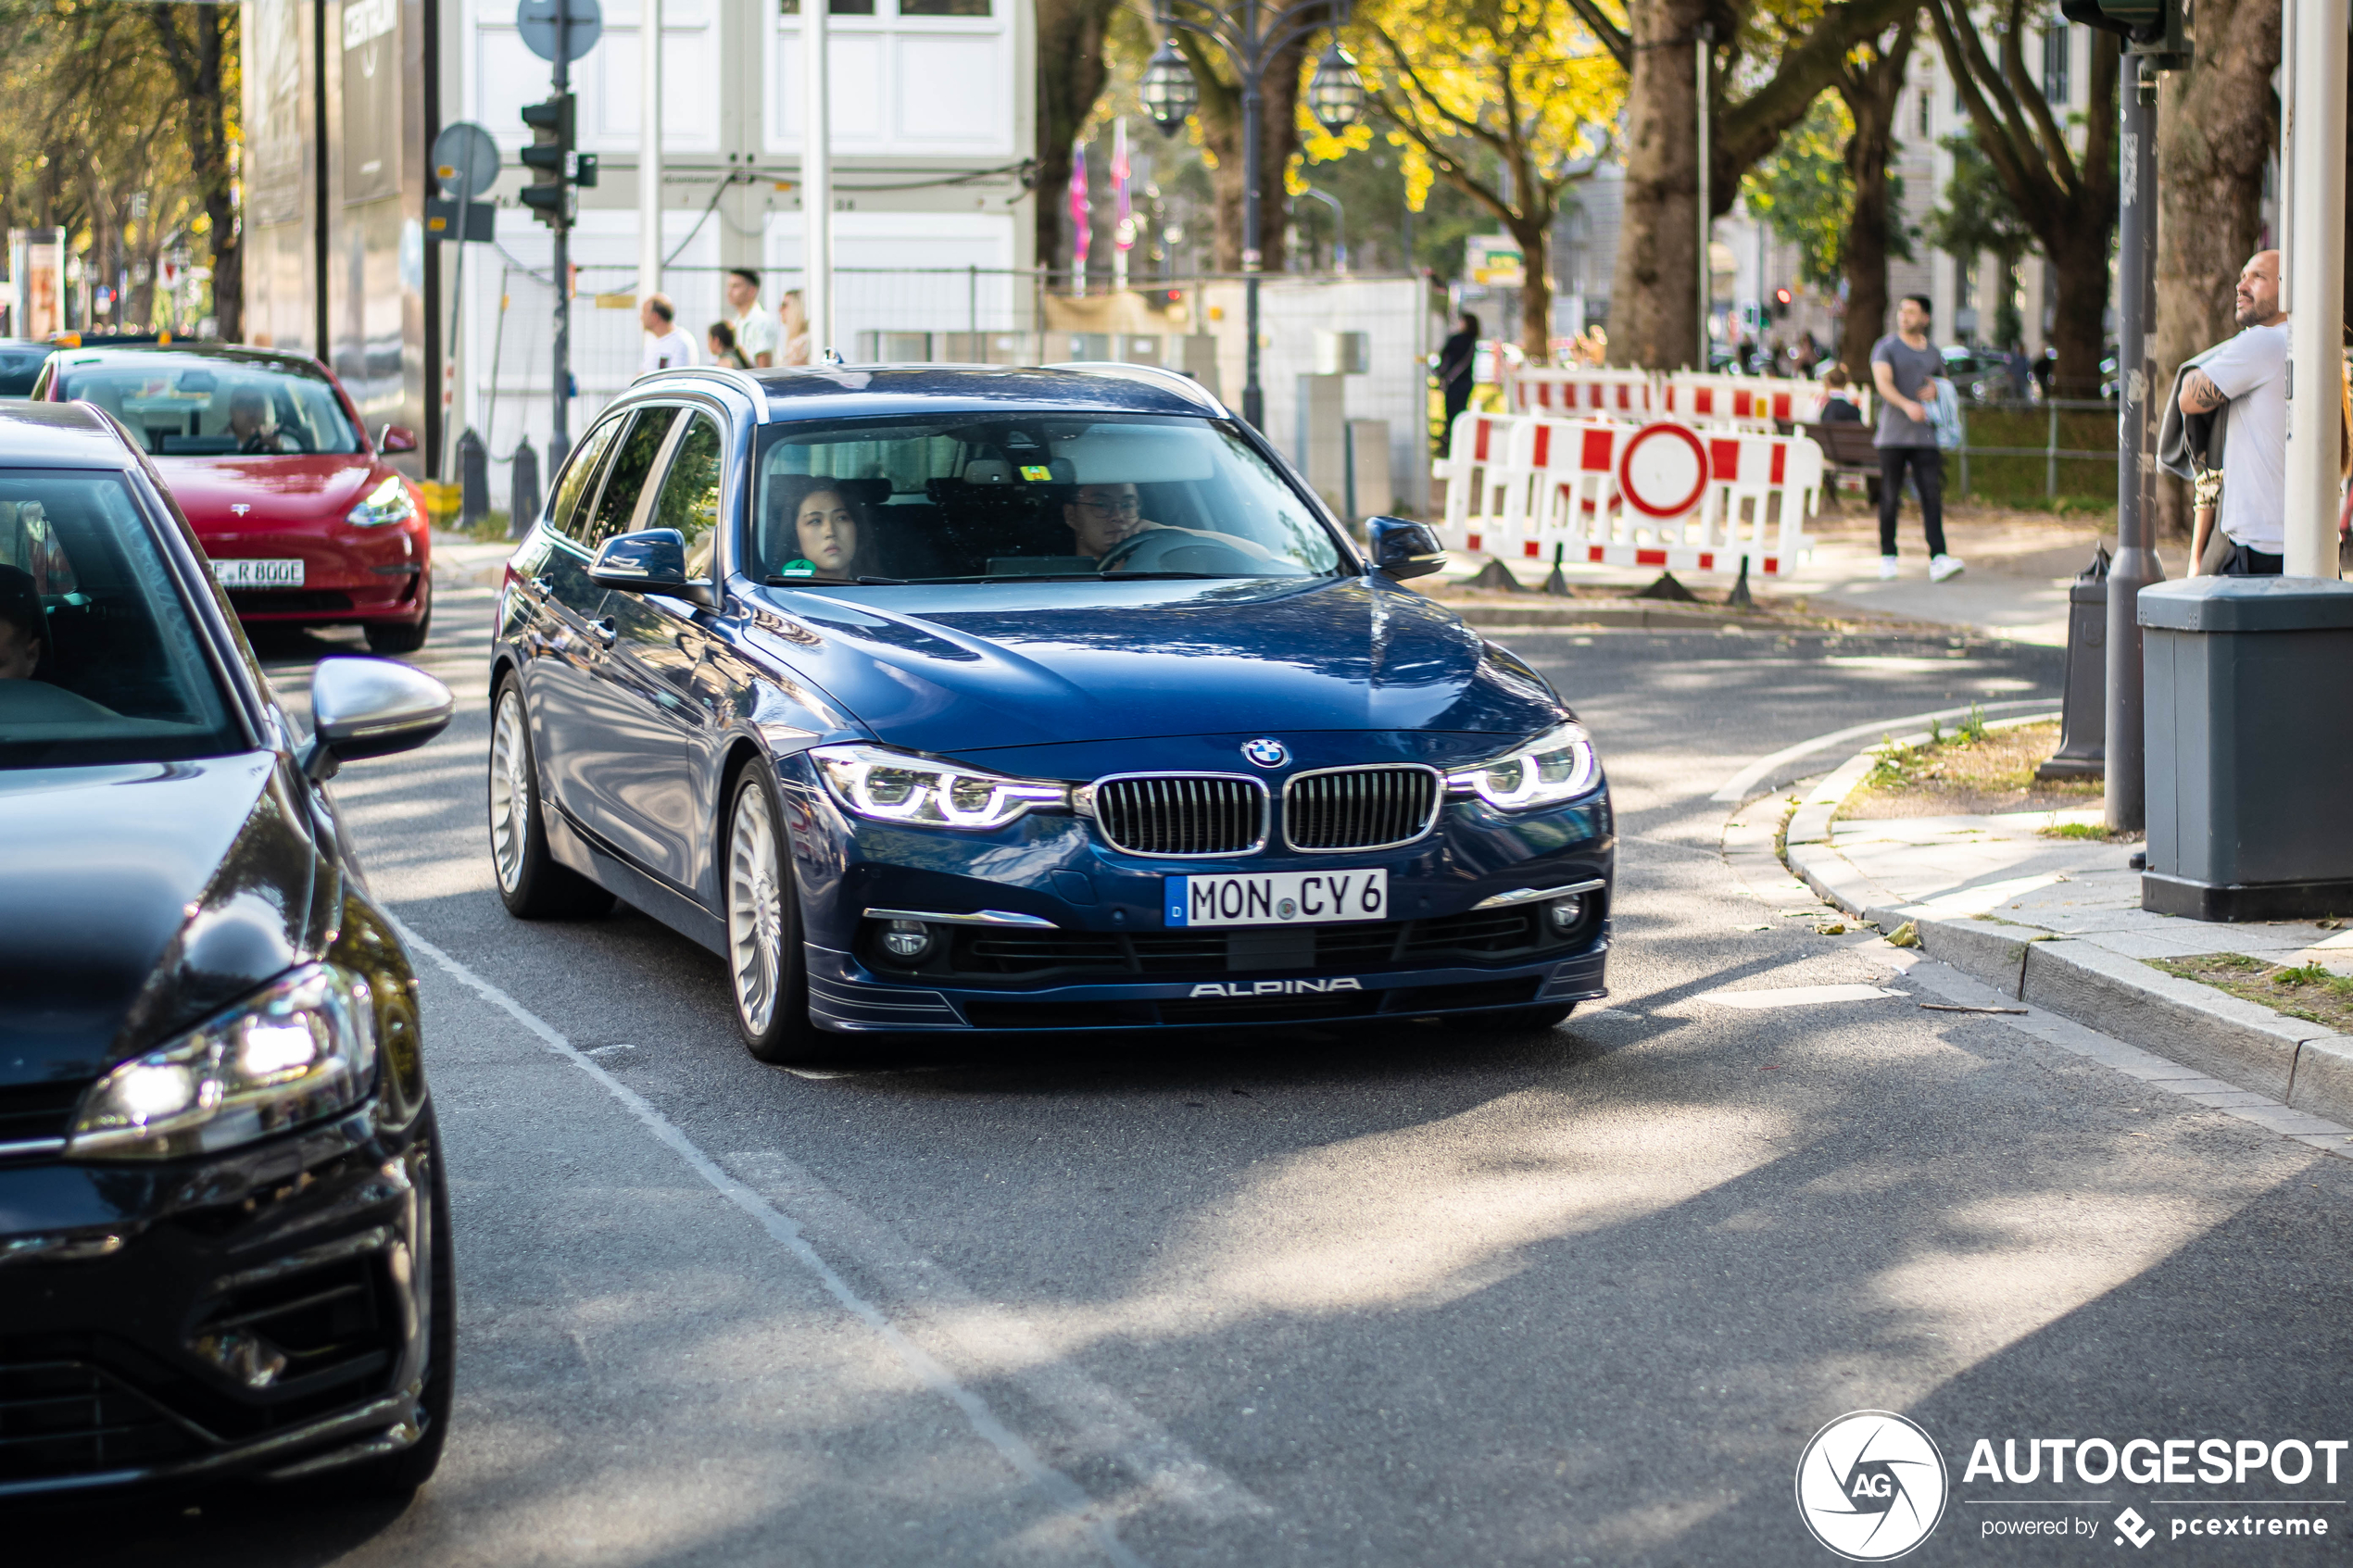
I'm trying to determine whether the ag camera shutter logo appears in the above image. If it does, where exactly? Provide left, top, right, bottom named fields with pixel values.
left=1795, top=1410, right=1949, bottom=1561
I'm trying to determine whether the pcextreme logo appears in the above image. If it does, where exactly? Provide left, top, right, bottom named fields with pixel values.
left=1796, top=1411, right=1950, bottom=1562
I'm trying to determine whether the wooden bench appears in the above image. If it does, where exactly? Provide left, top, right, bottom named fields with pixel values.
left=1784, top=420, right=1881, bottom=506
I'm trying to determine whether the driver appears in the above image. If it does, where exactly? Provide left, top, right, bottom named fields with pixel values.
left=1061, top=483, right=1272, bottom=571
left=227, top=386, right=283, bottom=454
left=0, top=565, right=41, bottom=680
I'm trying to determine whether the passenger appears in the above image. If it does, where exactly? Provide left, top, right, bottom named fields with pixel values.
left=0, top=565, right=41, bottom=679
left=1061, top=483, right=1274, bottom=571
left=227, top=386, right=283, bottom=454
left=766, top=475, right=868, bottom=580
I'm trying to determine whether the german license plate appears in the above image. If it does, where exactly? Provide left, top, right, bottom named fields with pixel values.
left=214, top=558, right=305, bottom=589
left=1165, top=869, right=1388, bottom=928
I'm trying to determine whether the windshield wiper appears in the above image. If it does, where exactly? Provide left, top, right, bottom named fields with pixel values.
left=763, top=573, right=906, bottom=587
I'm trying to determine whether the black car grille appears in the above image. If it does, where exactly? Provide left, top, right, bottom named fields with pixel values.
left=0, top=1362, right=196, bottom=1481
left=933, top=902, right=1586, bottom=983
left=0, top=1081, right=84, bottom=1149
left=1091, top=776, right=1265, bottom=857
left=1284, top=766, right=1441, bottom=851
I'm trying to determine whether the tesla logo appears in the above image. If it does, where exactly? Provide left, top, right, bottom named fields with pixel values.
left=231, top=504, right=251, bottom=516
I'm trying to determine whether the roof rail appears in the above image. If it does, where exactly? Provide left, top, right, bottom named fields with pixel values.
left=631, top=363, right=772, bottom=415
left=1044, top=360, right=1227, bottom=415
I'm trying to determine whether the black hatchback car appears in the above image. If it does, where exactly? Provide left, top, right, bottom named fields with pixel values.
left=0, top=402, right=456, bottom=1499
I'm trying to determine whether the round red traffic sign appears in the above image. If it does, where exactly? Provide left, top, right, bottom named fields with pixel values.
left=1616, top=421, right=1710, bottom=519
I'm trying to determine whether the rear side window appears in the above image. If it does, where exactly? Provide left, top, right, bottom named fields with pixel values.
left=547, top=416, right=624, bottom=543
left=580, top=408, right=678, bottom=552
left=646, top=413, right=724, bottom=579
left=0, top=469, right=240, bottom=767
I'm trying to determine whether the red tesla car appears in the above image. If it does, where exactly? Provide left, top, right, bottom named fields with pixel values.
left=31, top=344, right=432, bottom=651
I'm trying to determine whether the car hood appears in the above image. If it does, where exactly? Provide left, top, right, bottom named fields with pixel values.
left=156, top=455, right=382, bottom=528
left=751, top=575, right=1564, bottom=758
left=0, top=753, right=332, bottom=1086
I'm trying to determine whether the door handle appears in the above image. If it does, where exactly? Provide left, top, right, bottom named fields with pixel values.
left=588, top=616, right=617, bottom=647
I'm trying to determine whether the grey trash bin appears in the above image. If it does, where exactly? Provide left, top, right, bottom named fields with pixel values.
left=2139, top=576, right=2353, bottom=920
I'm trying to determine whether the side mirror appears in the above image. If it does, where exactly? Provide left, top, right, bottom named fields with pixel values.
left=301, top=657, right=455, bottom=782
left=379, top=424, right=419, bottom=454
left=588, top=527, right=714, bottom=606
left=1365, top=516, right=1446, bottom=583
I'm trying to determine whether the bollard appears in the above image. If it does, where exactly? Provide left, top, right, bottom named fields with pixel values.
left=509, top=440, right=541, bottom=539
left=2036, top=544, right=2108, bottom=779
left=457, top=428, right=490, bottom=529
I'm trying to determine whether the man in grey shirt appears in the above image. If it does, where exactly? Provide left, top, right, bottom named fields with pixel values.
left=1870, top=295, right=1964, bottom=582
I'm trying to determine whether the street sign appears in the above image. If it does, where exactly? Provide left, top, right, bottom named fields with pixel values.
left=516, top=0, right=601, bottom=63
left=431, top=121, right=501, bottom=201
left=1616, top=421, right=1711, bottom=520
left=424, top=199, right=497, bottom=243
left=1465, top=233, right=1525, bottom=288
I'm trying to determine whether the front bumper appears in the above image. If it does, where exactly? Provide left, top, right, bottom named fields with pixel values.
left=782, top=758, right=1615, bottom=1033
left=0, top=1101, right=439, bottom=1499
left=206, top=518, right=431, bottom=627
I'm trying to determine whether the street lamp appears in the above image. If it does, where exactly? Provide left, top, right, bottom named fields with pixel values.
left=1306, top=43, right=1365, bottom=135
left=1151, top=0, right=1353, bottom=430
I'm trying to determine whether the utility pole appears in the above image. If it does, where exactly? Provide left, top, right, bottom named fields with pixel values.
left=640, top=0, right=662, bottom=312
left=552, top=6, right=572, bottom=457
left=2105, top=60, right=2162, bottom=834
left=803, top=0, right=834, bottom=356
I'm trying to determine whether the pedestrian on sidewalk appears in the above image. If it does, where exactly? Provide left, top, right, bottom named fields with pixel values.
left=638, top=295, right=697, bottom=375
left=1818, top=364, right=1863, bottom=422
left=1869, top=295, right=1965, bottom=583
left=2173, top=252, right=2289, bottom=575
left=707, top=320, right=750, bottom=370
left=1437, top=312, right=1479, bottom=452
left=778, top=290, right=813, bottom=367
left=725, top=268, right=779, bottom=369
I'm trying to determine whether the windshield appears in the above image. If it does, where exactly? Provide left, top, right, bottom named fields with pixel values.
left=51, top=356, right=361, bottom=457
left=0, top=345, right=53, bottom=398
left=749, top=414, right=1344, bottom=584
left=0, top=469, right=242, bottom=767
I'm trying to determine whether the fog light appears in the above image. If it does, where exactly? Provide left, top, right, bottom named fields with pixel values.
left=1545, top=896, right=1585, bottom=935
left=880, top=920, right=934, bottom=961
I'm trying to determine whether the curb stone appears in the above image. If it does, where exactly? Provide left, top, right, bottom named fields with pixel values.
left=1773, top=739, right=2353, bottom=1136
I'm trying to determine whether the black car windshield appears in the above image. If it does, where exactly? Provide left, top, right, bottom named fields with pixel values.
left=0, top=469, right=242, bottom=767
left=51, top=355, right=361, bottom=457
left=0, top=345, right=53, bottom=398
left=749, top=414, right=1345, bottom=584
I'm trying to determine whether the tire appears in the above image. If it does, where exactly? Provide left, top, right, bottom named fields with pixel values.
left=365, top=579, right=432, bottom=655
left=486, top=676, right=614, bottom=919
left=1441, top=1003, right=1578, bottom=1034
left=331, top=1109, right=455, bottom=1499
left=724, top=767, right=817, bottom=1064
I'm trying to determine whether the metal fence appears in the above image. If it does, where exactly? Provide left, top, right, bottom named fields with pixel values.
left=1949, top=398, right=2119, bottom=500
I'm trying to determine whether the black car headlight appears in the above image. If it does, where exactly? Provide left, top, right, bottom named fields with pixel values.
left=1445, top=721, right=1602, bottom=810
left=66, top=963, right=378, bottom=1160
left=811, top=743, right=1069, bottom=830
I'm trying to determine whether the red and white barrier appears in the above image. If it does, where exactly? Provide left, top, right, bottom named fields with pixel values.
left=1503, top=367, right=1658, bottom=417
left=1436, top=414, right=1821, bottom=577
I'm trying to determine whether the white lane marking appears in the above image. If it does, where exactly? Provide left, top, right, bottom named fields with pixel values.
left=1695, top=984, right=1908, bottom=1009
left=1707, top=699, right=2059, bottom=804
left=584, top=1043, right=635, bottom=1058
left=390, top=918, right=1159, bottom=1568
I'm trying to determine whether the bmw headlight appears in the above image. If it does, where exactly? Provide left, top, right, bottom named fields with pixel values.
left=1445, top=721, right=1602, bottom=809
left=66, top=964, right=378, bottom=1160
left=812, top=744, right=1070, bottom=830
left=346, top=474, right=417, bottom=528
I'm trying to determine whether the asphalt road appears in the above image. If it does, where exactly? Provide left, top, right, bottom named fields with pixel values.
left=46, top=582, right=2353, bottom=1566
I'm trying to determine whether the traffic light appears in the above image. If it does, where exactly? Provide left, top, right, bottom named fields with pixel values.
left=2057, top=0, right=2188, bottom=68
left=520, top=94, right=575, bottom=227
left=1773, top=286, right=1793, bottom=319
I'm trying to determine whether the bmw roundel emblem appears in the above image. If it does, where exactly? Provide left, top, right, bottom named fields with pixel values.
left=1241, top=737, right=1289, bottom=769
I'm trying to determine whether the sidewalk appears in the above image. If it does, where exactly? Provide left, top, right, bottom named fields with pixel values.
left=1767, top=734, right=2353, bottom=1141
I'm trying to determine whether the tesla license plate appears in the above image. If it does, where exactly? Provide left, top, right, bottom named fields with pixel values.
left=213, top=558, right=305, bottom=589
left=1165, top=869, right=1388, bottom=928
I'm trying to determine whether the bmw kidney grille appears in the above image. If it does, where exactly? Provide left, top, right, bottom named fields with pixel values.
left=1090, top=775, right=1267, bottom=857
left=1283, top=765, right=1442, bottom=852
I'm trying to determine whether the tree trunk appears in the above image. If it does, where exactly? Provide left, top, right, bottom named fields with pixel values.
left=2153, top=0, right=2281, bottom=540
left=1031, top=0, right=1117, bottom=274
left=1834, top=23, right=1915, bottom=378
left=1511, top=211, right=1554, bottom=362
left=1187, top=36, right=1308, bottom=272
left=1608, top=0, right=1708, bottom=369
left=2046, top=223, right=2112, bottom=399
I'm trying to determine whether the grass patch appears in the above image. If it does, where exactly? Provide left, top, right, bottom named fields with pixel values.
left=1843, top=717, right=2108, bottom=821
left=2039, top=822, right=2126, bottom=841
left=2151, top=953, right=2353, bottom=1032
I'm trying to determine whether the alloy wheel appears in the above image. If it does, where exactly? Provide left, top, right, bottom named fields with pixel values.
left=727, top=781, right=785, bottom=1035
left=488, top=690, right=531, bottom=893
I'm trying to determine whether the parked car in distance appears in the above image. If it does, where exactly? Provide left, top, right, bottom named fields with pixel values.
left=0, top=339, right=56, bottom=400
left=487, top=363, right=1615, bottom=1063
left=0, top=400, right=457, bottom=1500
left=30, top=343, right=433, bottom=652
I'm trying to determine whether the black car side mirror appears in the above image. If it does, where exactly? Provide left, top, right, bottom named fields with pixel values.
left=1365, top=516, right=1446, bottom=583
left=588, top=527, right=715, bottom=607
left=301, top=657, right=455, bottom=782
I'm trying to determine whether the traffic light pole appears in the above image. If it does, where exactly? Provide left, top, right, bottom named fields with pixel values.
left=2106, top=59, right=2163, bottom=834
left=550, top=7, right=573, bottom=460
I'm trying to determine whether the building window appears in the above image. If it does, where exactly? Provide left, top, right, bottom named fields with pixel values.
left=1918, top=87, right=1932, bottom=138
left=901, top=0, right=991, bottom=12
left=778, top=0, right=878, bottom=13
left=2042, top=26, right=2070, bottom=104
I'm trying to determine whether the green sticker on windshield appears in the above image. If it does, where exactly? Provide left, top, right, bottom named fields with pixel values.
left=1019, top=464, right=1052, bottom=483
left=779, top=558, right=816, bottom=577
